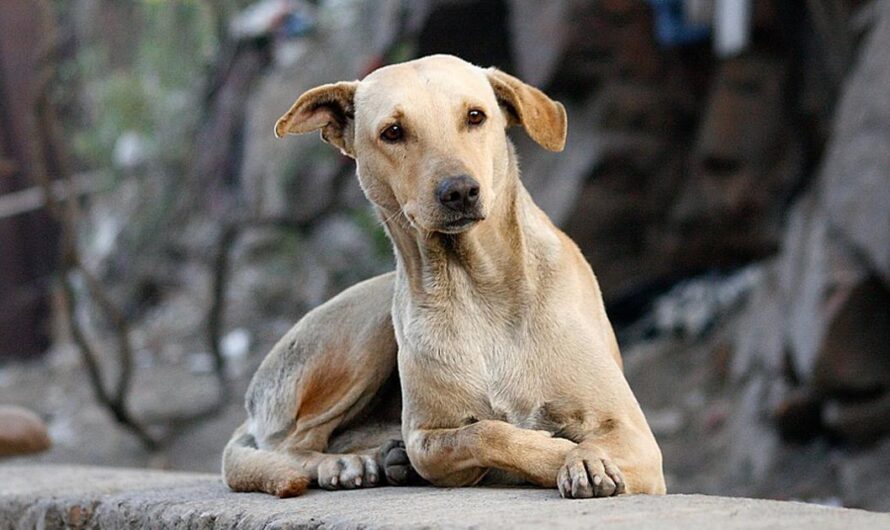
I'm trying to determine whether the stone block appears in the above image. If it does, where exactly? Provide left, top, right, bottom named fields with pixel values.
left=2, top=465, right=890, bottom=529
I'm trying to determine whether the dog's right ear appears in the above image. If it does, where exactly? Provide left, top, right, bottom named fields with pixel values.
left=274, top=81, right=358, bottom=158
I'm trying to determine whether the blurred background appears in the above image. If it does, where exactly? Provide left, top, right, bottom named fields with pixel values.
left=0, top=0, right=888, bottom=511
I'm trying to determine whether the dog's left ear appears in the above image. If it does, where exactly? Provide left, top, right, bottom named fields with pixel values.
left=274, top=81, right=358, bottom=158
left=486, top=69, right=567, bottom=152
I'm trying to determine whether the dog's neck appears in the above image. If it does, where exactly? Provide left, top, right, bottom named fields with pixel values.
left=379, top=148, right=558, bottom=307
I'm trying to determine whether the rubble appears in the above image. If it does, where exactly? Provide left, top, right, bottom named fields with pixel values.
left=0, top=406, right=50, bottom=457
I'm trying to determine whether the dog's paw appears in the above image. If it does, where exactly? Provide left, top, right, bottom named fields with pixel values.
left=557, top=452, right=625, bottom=499
left=317, top=454, right=380, bottom=490
left=379, top=439, right=420, bottom=486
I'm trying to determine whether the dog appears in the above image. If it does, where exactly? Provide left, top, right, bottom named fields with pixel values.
left=222, top=54, right=666, bottom=499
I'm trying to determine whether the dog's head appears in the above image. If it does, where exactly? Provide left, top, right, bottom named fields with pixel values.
left=275, top=55, right=566, bottom=234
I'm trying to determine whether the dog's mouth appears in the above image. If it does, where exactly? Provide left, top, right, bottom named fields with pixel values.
left=435, top=215, right=485, bottom=234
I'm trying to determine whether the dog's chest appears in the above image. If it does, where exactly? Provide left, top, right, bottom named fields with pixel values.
left=395, top=290, right=574, bottom=434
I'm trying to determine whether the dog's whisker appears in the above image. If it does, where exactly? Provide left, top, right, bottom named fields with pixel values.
left=376, top=207, right=406, bottom=229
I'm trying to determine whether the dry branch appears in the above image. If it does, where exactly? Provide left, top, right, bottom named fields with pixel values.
left=25, top=26, right=162, bottom=449
left=0, top=172, right=106, bottom=220
left=25, top=8, right=228, bottom=450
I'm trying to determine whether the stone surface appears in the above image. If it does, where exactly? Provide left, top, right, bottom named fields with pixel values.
left=728, top=0, right=890, bottom=446
left=820, top=0, right=890, bottom=282
left=2, top=465, right=890, bottom=530
left=838, top=437, right=890, bottom=513
left=673, top=51, right=802, bottom=271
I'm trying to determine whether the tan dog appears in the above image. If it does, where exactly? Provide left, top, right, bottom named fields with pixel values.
left=223, top=54, right=666, bottom=498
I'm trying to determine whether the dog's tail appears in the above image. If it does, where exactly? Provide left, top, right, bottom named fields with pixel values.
left=222, top=423, right=311, bottom=498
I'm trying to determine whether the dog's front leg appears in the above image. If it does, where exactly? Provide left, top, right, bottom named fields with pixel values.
left=405, top=420, right=576, bottom=487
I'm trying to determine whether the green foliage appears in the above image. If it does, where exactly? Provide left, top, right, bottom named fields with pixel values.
left=351, top=208, right=393, bottom=261
left=72, top=69, right=153, bottom=167
left=137, top=1, right=217, bottom=88
left=69, top=0, right=229, bottom=170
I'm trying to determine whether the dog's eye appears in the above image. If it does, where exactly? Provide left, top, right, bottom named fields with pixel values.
left=380, top=124, right=404, bottom=143
left=467, top=109, right=486, bottom=126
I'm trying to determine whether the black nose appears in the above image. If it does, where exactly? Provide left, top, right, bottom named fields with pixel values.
left=436, top=175, right=480, bottom=212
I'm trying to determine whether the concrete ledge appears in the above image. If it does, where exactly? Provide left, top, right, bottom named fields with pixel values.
left=2, top=465, right=889, bottom=529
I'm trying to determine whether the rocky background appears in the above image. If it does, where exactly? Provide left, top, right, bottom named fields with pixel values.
left=0, top=0, right=888, bottom=513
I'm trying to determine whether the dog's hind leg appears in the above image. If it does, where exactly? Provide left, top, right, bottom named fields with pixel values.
left=223, top=273, right=406, bottom=496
